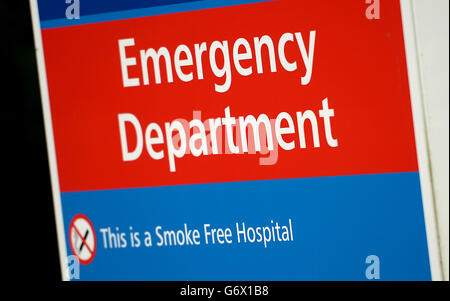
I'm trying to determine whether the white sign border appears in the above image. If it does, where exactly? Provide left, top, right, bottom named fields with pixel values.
left=29, top=0, right=69, bottom=281
left=400, top=0, right=443, bottom=281
left=29, top=0, right=443, bottom=281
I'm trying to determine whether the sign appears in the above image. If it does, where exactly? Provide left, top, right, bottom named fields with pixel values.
left=69, top=214, right=97, bottom=265
left=30, top=0, right=441, bottom=280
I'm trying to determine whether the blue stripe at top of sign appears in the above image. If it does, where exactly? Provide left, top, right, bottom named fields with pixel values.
left=39, top=0, right=272, bottom=29
left=37, top=0, right=201, bottom=20
left=61, top=172, right=431, bottom=280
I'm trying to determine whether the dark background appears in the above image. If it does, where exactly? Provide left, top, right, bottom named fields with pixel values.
left=1, top=1, right=60, bottom=282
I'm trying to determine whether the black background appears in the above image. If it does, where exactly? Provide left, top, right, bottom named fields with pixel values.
left=2, top=1, right=60, bottom=283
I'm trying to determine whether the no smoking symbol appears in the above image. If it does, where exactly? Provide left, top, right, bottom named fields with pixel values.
left=69, top=214, right=97, bottom=265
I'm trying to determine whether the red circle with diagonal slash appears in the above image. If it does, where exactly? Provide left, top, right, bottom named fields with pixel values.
left=69, top=214, right=97, bottom=265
